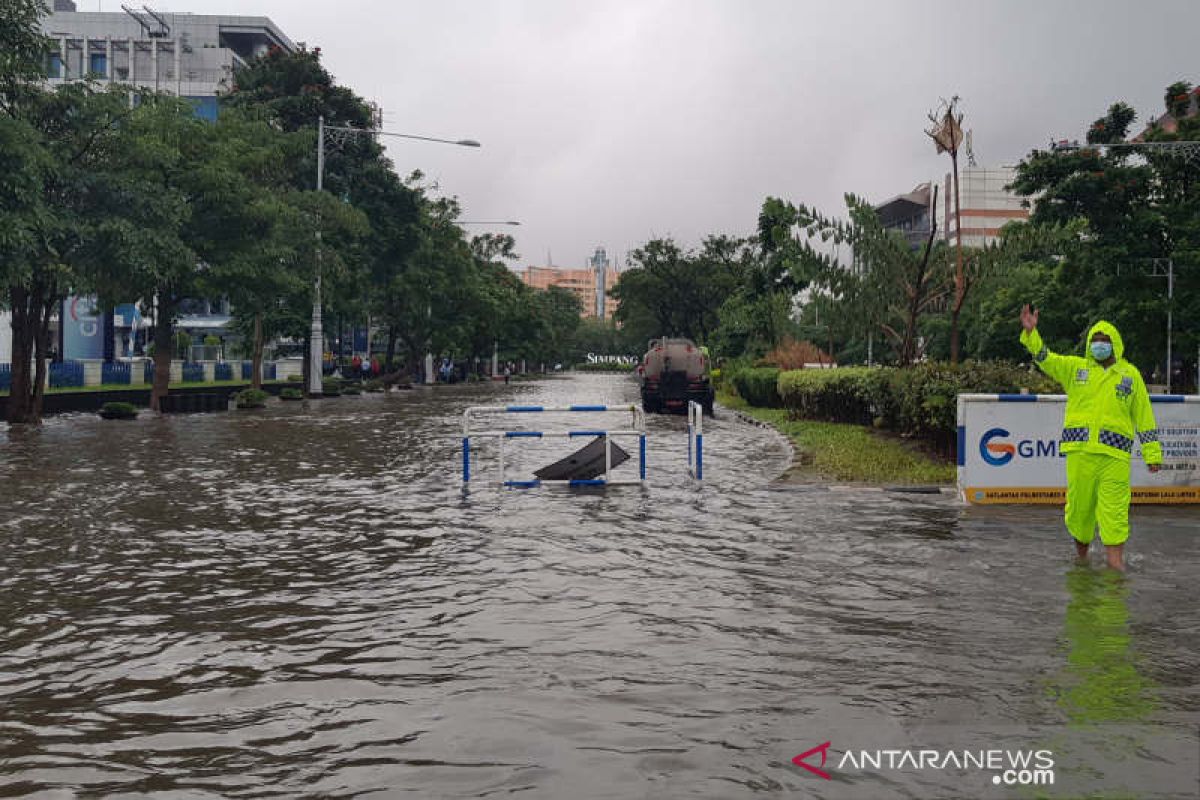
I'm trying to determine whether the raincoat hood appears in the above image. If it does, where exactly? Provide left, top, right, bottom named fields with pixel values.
left=1086, top=320, right=1124, bottom=362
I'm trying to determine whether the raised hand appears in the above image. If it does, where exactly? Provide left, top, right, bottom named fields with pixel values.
left=1020, top=304, right=1039, bottom=333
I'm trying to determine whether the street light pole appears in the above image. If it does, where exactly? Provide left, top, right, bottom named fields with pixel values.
left=310, top=117, right=480, bottom=396
left=309, top=115, right=326, bottom=397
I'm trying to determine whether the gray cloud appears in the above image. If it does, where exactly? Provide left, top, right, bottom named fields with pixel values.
left=115, top=0, right=1198, bottom=268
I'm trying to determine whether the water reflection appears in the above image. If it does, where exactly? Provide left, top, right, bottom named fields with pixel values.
left=1054, top=567, right=1158, bottom=725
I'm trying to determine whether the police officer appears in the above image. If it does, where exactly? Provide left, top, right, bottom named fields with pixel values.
left=1019, top=305, right=1162, bottom=571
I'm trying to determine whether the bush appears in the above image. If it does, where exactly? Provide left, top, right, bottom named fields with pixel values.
left=341, top=385, right=362, bottom=395
left=575, top=361, right=637, bottom=372
left=363, top=379, right=385, bottom=393
left=287, top=373, right=303, bottom=382
left=777, top=361, right=1058, bottom=456
left=321, top=379, right=342, bottom=397
left=175, top=330, right=193, bottom=361
left=280, top=387, right=303, bottom=401
left=98, top=401, right=138, bottom=420
left=203, top=334, right=221, bottom=347
left=235, top=388, right=269, bottom=409
left=730, top=366, right=782, bottom=408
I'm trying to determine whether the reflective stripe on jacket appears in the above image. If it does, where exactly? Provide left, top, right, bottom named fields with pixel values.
left=1019, top=320, right=1162, bottom=464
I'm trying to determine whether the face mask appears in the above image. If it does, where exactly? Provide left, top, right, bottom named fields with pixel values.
left=1090, top=341, right=1114, bottom=361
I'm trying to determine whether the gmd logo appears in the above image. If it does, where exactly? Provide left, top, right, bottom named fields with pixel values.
left=979, top=427, right=1060, bottom=466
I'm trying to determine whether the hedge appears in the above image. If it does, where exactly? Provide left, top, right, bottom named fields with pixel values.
left=730, top=366, right=782, bottom=408
left=776, top=362, right=1057, bottom=457
left=575, top=361, right=637, bottom=372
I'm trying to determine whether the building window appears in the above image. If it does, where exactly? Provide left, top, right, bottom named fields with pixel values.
left=88, top=53, right=107, bottom=77
left=48, top=53, right=63, bottom=78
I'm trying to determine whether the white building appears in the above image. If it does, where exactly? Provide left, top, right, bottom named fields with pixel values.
left=43, top=1, right=296, bottom=120
left=942, top=165, right=1029, bottom=248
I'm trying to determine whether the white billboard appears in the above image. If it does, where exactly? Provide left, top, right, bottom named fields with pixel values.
left=957, top=393, right=1200, bottom=504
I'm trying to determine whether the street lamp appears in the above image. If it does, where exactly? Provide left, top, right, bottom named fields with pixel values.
left=310, top=115, right=480, bottom=397
left=454, top=220, right=522, bottom=382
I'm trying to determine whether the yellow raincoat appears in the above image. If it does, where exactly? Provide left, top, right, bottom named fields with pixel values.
left=1020, top=321, right=1161, bottom=545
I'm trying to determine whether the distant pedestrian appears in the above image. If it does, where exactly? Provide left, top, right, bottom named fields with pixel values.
left=1019, top=305, right=1161, bottom=571
left=503, top=366, right=511, bottom=385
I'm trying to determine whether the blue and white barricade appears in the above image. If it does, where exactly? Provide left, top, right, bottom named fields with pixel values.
left=687, top=400, right=703, bottom=480
left=462, top=404, right=648, bottom=488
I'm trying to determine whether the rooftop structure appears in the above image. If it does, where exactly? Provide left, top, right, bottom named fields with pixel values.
left=43, top=5, right=296, bottom=119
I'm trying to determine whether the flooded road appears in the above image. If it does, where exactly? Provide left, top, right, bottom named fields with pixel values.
left=2, top=374, right=1198, bottom=798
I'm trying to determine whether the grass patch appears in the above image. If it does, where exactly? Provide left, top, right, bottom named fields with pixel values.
left=718, top=389, right=954, bottom=485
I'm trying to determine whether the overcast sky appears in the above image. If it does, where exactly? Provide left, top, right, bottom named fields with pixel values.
left=109, top=0, right=1198, bottom=269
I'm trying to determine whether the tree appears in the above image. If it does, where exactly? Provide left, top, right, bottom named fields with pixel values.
left=925, top=96, right=967, bottom=363
left=2, top=83, right=136, bottom=423
left=611, top=236, right=747, bottom=346
left=1009, top=86, right=1200, bottom=385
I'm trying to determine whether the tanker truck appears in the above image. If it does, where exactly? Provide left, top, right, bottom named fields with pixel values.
left=638, top=337, right=714, bottom=416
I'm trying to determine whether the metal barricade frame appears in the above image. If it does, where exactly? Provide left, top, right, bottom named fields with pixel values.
left=462, top=404, right=647, bottom=488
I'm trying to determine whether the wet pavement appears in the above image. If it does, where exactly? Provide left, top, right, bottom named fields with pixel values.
left=1, top=373, right=1198, bottom=798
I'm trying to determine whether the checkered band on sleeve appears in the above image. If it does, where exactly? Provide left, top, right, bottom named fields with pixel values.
left=1060, top=427, right=1089, bottom=443
left=1034, top=347, right=1048, bottom=363
left=1098, top=429, right=1133, bottom=452
left=1137, top=429, right=1159, bottom=444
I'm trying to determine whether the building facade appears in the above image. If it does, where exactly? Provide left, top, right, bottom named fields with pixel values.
left=520, top=250, right=621, bottom=320
left=875, top=182, right=933, bottom=249
left=942, top=166, right=1029, bottom=248
left=43, top=1, right=296, bottom=120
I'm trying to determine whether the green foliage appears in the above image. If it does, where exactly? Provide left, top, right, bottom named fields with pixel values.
left=776, top=363, right=1056, bottom=455
left=321, top=378, right=342, bottom=396
left=98, top=401, right=138, bottom=420
left=279, top=387, right=303, bottom=400
left=175, top=330, right=193, bottom=360
left=235, top=388, right=269, bottom=408
left=1005, top=83, right=1200, bottom=385
left=341, top=384, right=362, bottom=395
left=574, top=361, right=636, bottom=372
left=612, top=236, right=755, bottom=349
left=363, top=379, right=385, bottom=392
left=729, top=366, right=782, bottom=408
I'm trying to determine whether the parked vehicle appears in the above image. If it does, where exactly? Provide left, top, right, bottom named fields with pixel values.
left=638, top=337, right=714, bottom=415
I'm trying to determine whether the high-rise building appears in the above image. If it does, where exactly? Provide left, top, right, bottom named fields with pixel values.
left=42, top=4, right=296, bottom=120
left=942, top=166, right=1029, bottom=248
left=519, top=249, right=620, bottom=320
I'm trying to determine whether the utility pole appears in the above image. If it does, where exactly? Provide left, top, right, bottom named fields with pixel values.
left=1149, top=258, right=1175, bottom=393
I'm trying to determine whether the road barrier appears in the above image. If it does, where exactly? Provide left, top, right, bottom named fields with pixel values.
left=462, top=404, right=650, bottom=488
left=957, top=393, right=1200, bottom=504
left=687, top=400, right=703, bottom=480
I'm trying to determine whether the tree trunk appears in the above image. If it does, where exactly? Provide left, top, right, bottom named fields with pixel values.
left=385, top=324, right=398, bottom=371
left=301, top=335, right=311, bottom=398
left=34, top=291, right=54, bottom=420
left=7, top=287, right=36, bottom=424
left=251, top=312, right=264, bottom=390
left=6, top=283, right=56, bottom=425
left=150, top=303, right=174, bottom=412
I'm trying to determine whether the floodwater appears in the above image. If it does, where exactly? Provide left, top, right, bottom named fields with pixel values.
left=1, top=373, right=1198, bottom=799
